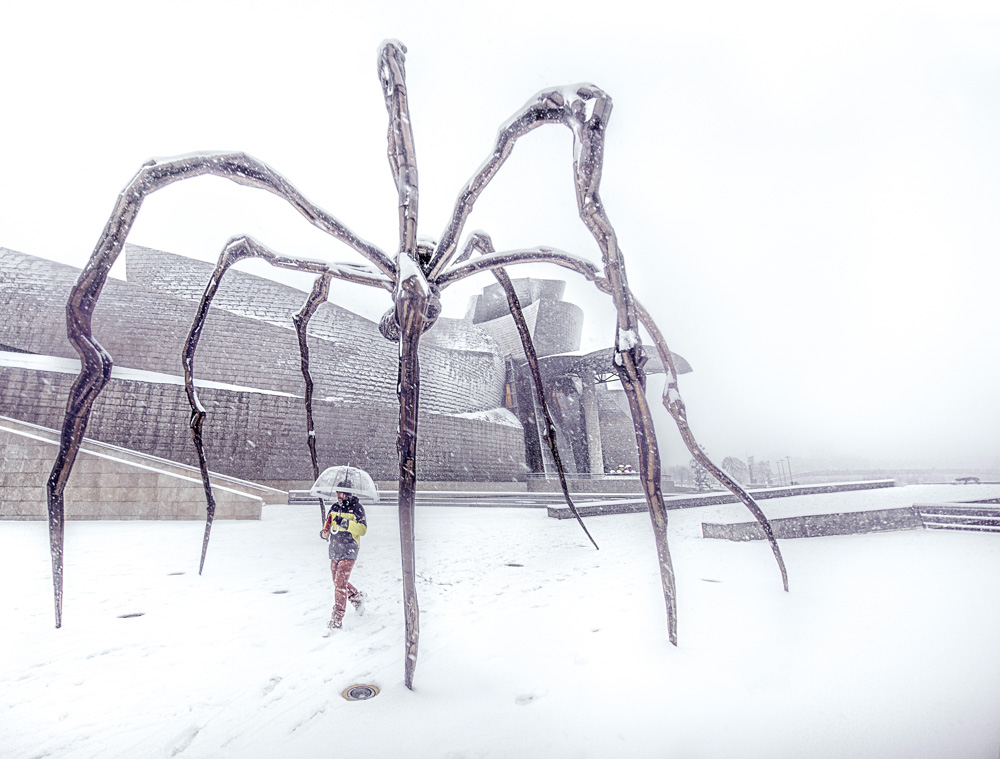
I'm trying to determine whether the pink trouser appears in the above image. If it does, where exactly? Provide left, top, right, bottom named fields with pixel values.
left=330, top=559, right=358, bottom=621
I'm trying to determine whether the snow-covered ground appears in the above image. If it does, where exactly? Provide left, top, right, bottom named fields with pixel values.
left=3, top=484, right=999, bottom=759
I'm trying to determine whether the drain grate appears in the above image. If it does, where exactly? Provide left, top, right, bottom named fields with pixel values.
left=341, top=684, right=379, bottom=701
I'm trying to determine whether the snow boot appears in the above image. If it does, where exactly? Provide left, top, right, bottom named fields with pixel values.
left=350, top=590, right=366, bottom=617
left=323, top=612, right=343, bottom=637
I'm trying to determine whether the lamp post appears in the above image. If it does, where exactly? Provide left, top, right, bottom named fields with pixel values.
left=785, top=456, right=794, bottom=486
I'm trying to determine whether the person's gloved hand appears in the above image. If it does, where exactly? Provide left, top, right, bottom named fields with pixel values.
left=336, top=516, right=351, bottom=530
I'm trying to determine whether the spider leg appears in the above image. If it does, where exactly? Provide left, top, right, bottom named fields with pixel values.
left=567, top=87, right=688, bottom=646
left=293, top=270, right=334, bottom=520
left=449, top=238, right=790, bottom=602
left=462, top=232, right=598, bottom=549
left=429, top=84, right=612, bottom=278
left=379, top=40, right=444, bottom=689
left=184, top=236, right=393, bottom=571
left=45, top=328, right=113, bottom=628
left=290, top=258, right=395, bottom=519
left=630, top=295, right=789, bottom=591
left=421, top=84, right=666, bottom=563
left=182, top=237, right=325, bottom=571
left=442, top=240, right=679, bottom=641
left=428, top=93, right=680, bottom=621
left=448, top=233, right=788, bottom=644
left=444, top=251, right=786, bottom=590
left=383, top=249, right=442, bottom=692
left=182, top=246, right=244, bottom=576
left=46, top=152, right=393, bottom=627
left=378, top=40, right=421, bottom=266
left=393, top=278, right=434, bottom=690
left=438, top=245, right=602, bottom=289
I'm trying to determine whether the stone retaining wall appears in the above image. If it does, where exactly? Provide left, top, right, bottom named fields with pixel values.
left=0, top=245, right=525, bottom=484
left=0, top=417, right=264, bottom=520
left=0, top=362, right=525, bottom=484
left=701, top=506, right=924, bottom=541
left=547, top=480, right=897, bottom=519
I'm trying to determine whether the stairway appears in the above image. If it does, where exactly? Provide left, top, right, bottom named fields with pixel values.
left=916, top=503, right=1000, bottom=533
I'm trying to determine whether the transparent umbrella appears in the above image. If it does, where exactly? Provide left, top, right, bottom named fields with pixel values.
left=309, top=465, right=380, bottom=503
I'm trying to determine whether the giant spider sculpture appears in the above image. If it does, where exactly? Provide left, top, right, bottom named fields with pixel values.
left=46, top=40, right=787, bottom=689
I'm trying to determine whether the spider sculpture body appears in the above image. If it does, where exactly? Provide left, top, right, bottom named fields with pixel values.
left=46, top=41, right=787, bottom=689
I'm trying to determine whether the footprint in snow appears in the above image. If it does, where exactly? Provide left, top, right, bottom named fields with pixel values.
left=262, top=676, right=282, bottom=696
left=169, top=725, right=201, bottom=756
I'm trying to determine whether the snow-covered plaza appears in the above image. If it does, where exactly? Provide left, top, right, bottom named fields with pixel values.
left=3, top=484, right=999, bottom=759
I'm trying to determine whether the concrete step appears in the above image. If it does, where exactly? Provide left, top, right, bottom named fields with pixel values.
left=916, top=503, right=1000, bottom=532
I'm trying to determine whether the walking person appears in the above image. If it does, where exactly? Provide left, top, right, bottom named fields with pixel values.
left=320, top=483, right=367, bottom=634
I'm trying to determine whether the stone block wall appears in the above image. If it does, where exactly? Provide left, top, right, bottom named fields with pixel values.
left=0, top=245, right=524, bottom=486
left=0, top=418, right=263, bottom=520
left=0, top=362, right=525, bottom=485
left=124, top=245, right=507, bottom=414
left=701, top=506, right=922, bottom=541
left=0, top=246, right=507, bottom=414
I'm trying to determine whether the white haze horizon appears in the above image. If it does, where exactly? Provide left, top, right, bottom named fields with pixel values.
left=2, top=0, right=999, bottom=474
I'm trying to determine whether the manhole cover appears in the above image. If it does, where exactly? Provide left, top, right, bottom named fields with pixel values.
left=118, top=612, right=145, bottom=619
left=341, top=684, right=379, bottom=701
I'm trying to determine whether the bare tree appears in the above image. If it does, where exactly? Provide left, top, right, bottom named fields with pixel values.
left=690, top=458, right=713, bottom=491
left=721, top=456, right=750, bottom=485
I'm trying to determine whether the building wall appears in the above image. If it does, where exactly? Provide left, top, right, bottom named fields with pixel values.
left=125, top=245, right=508, bottom=414
left=596, top=387, right=641, bottom=472
left=0, top=245, right=651, bottom=485
left=467, top=278, right=567, bottom=322
left=468, top=275, right=636, bottom=476
left=471, top=299, right=584, bottom=363
left=0, top=246, right=523, bottom=485
left=0, top=247, right=506, bottom=414
left=0, top=363, right=525, bottom=485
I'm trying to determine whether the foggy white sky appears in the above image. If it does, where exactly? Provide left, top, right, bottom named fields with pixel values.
left=2, top=0, right=998, bottom=471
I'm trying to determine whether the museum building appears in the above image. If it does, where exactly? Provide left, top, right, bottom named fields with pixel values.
left=0, top=245, right=687, bottom=490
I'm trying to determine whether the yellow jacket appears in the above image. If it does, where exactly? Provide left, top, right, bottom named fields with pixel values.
left=321, top=497, right=368, bottom=545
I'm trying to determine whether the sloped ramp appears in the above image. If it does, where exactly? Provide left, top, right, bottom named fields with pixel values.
left=0, top=416, right=282, bottom=520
